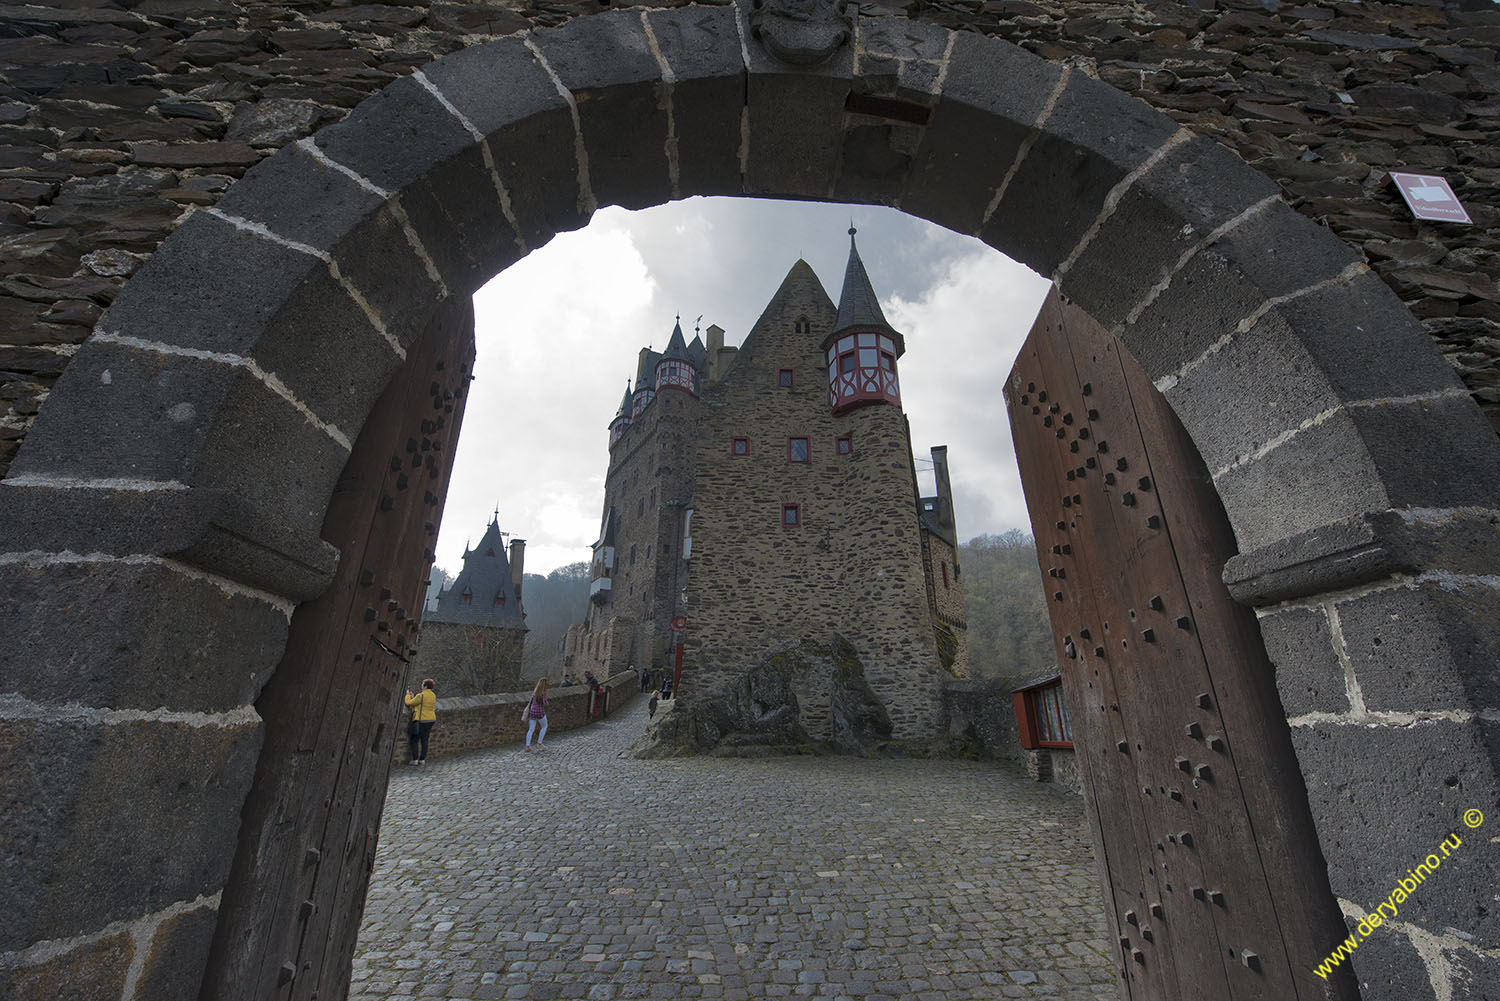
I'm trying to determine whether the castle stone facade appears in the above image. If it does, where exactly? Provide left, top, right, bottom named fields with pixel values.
left=564, top=233, right=968, bottom=742
left=411, top=515, right=527, bottom=695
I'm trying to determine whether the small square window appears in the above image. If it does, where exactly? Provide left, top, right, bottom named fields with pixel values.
left=836, top=435, right=851, bottom=455
left=778, top=368, right=794, bottom=387
left=732, top=437, right=749, bottom=456
left=787, top=437, right=809, bottom=463
left=782, top=504, right=800, bottom=527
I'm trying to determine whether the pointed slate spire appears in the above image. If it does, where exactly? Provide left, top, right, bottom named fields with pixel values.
left=661, top=315, right=692, bottom=361
left=655, top=313, right=699, bottom=396
left=614, top=380, right=633, bottom=419
left=832, top=226, right=898, bottom=339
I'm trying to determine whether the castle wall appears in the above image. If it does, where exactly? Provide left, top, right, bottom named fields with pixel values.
left=406, top=621, right=526, bottom=696
left=921, top=530, right=972, bottom=679
left=683, top=265, right=946, bottom=741
left=561, top=618, right=634, bottom=680
left=588, top=380, right=698, bottom=671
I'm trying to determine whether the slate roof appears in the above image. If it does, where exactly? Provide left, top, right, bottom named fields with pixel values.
left=428, top=515, right=526, bottom=628
left=661, top=318, right=691, bottom=360
left=613, top=381, right=633, bottom=422
left=832, top=228, right=900, bottom=340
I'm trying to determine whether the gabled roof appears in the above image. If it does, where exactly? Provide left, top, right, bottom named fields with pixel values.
left=687, top=333, right=707, bottom=368
left=427, top=514, right=526, bottom=628
left=733, top=259, right=833, bottom=363
left=831, top=227, right=900, bottom=341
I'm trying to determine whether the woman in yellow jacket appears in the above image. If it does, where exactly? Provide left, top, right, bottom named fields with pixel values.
left=404, top=678, right=437, bottom=765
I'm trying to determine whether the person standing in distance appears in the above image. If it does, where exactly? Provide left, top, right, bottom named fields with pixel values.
left=404, top=678, right=437, bottom=765
left=523, top=676, right=549, bottom=751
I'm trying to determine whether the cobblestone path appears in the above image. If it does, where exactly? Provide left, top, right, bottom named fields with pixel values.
left=351, top=700, right=1118, bottom=1001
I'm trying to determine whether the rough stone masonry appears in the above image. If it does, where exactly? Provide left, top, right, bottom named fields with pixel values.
left=1, top=0, right=1497, bottom=473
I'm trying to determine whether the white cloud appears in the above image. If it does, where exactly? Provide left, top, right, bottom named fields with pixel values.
left=887, top=246, right=1053, bottom=542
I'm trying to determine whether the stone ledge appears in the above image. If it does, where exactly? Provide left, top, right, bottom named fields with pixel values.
left=395, top=671, right=639, bottom=762
left=1225, top=507, right=1500, bottom=607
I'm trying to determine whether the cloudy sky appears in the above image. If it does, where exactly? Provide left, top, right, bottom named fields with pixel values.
left=442, top=197, right=1053, bottom=577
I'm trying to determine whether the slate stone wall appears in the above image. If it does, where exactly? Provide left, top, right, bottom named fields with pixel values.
left=1, top=0, right=1498, bottom=482
left=561, top=615, right=635, bottom=679
left=390, top=672, right=637, bottom=762
left=588, top=378, right=698, bottom=671
left=405, top=619, right=526, bottom=696
left=685, top=262, right=948, bottom=740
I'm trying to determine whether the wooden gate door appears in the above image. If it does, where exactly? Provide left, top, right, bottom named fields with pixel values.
left=1004, top=289, right=1358, bottom=1001
left=201, top=298, right=476, bottom=1001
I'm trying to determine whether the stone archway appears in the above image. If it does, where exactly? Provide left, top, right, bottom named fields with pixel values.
left=2, top=5, right=1498, bottom=1000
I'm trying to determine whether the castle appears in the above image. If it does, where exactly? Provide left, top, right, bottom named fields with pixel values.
left=411, top=515, right=529, bottom=695
left=561, top=231, right=968, bottom=741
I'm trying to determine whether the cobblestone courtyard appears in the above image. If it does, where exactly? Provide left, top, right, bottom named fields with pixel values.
left=351, top=701, right=1119, bottom=1001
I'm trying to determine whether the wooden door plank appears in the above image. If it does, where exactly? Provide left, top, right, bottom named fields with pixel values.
left=1050, top=309, right=1259, bottom=1000
left=201, top=300, right=475, bottom=1001
left=1115, top=343, right=1360, bottom=1001
left=1019, top=294, right=1217, bottom=1001
left=1007, top=291, right=1175, bottom=1000
left=305, top=326, right=474, bottom=1001
left=291, top=307, right=475, bottom=1001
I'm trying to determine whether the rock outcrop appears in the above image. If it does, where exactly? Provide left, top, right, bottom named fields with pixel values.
left=631, top=633, right=895, bottom=758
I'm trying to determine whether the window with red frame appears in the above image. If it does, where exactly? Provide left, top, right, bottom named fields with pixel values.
left=787, top=437, right=809, bottom=463
left=782, top=504, right=800, bottom=527
left=731, top=437, right=749, bottom=456
left=1013, top=678, right=1073, bottom=749
left=778, top=368, right=794, bottom=387
left=836, top=435, right=851, bottom=455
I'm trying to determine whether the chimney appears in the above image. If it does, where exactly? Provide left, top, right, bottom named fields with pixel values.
left=509, top=538, right=525, bottom=602
left=705, top=324, right=725, bottom=382
left=930, top=446, right=957, bottom=541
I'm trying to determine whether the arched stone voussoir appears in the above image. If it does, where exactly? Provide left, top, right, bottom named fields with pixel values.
left=1056, top=135, right=1284, bottom=333
left=829, top=17, right=953, bottom=207
left=11, top=334, right=352, bottom=593
left=44, top=210, right=411, bottom=448
left=1117, top=200, right=1373, bottom=383
left=741, top=1, right=853, bottom=200
left=1164, top=270, right=1468, bottom=473
left=413, top=33, right=593, bottom=268
left=980, top=65, right=1184, bottom=281
left=641, top=4, right=750, bottom=199
left=1207, top=392, right=1500, bottom=554
left=902, top=29, right=1062, bottom=237
left=527, top=10, right=685, bottom=211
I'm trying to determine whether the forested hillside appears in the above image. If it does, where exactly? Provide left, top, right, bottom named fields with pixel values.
left=519, top=561, right=590, bottom=679
left=957, top=530, right=1057, bottom=684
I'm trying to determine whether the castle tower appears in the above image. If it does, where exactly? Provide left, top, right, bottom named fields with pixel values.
left=413, top=512, right=528, bottom=695
left=608, top=381, right=632, bottom=450
left=655, top=317, right=699, bottom=397
left=823, top=227, right=905, bottom=414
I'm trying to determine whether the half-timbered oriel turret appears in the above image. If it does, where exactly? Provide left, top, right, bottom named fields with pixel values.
left=824, top=227, right=905, bottom=414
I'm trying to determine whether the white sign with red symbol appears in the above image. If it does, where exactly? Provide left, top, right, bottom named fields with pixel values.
left=670, top=616, right=688, bottom=631
left=1390, top=172, right=1472, bottom=224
